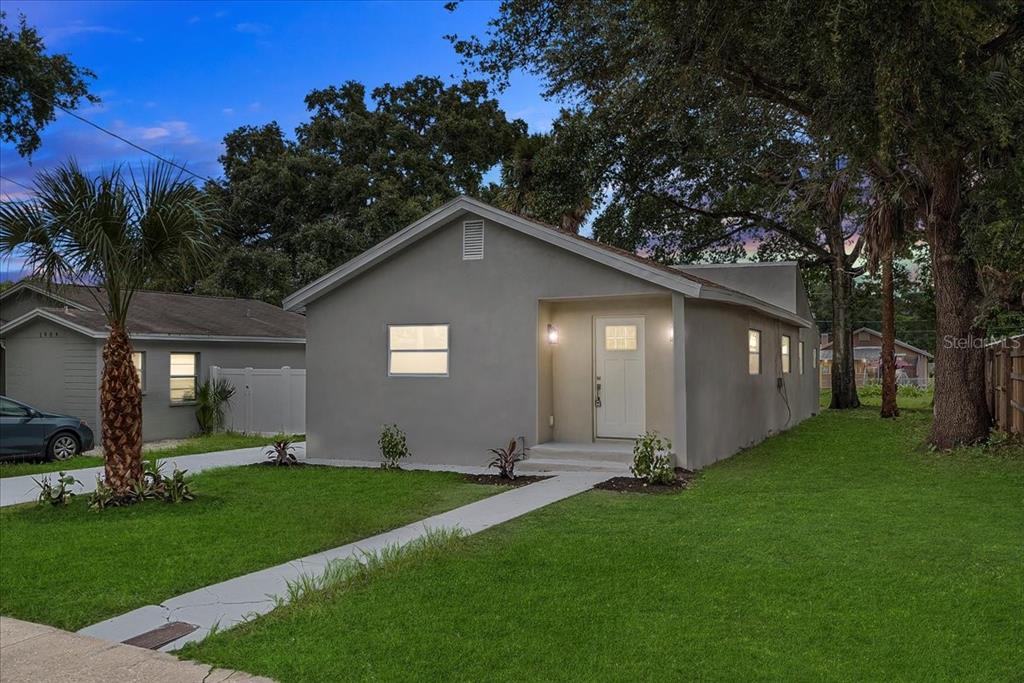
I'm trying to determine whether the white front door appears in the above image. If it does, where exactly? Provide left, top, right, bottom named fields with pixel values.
left=594, top=316, right=645, bottom=438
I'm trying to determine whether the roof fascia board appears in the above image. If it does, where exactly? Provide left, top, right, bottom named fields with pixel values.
left=0, top=281, right=91, bottom=311
left=0, top=309, right=103, bottom=338
left=698, top=287, right=813, bottom=329
left=283, top=196, right=701, bottom=311
left=283, top=200, right=467, bottom=310
left=0, top=309, right=305, bottom=344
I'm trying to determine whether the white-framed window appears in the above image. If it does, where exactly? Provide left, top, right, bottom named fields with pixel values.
left=169, top=353, right=199, bottom=403
left=132, top=351, right=146, bottom=393
left=781, top=335, right=792, bottom=373
left=748, top=329, right=761, bottom=375
left=388, top=324, right=449, bottom=376
left=798, top=341, right=805, bottom=375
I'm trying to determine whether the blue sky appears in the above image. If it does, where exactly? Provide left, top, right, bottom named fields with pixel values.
left=0, top=1, right=556, bottom=277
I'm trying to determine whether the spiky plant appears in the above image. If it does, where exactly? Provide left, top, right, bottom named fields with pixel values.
left=195, top=377, right=236, bottom=434
left=0, top=160, right=217, bottom=493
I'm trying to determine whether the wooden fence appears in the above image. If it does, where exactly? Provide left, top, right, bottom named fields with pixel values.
left=985, top=335, right=1024, bottom=436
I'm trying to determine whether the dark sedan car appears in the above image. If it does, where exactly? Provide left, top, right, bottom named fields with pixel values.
left=0, top=396, right=95, bottom=461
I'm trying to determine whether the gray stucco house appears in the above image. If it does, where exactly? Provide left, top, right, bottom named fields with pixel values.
left=285, top=196, right=819, bottom=470
left=0, top=282, right=305, bottom=441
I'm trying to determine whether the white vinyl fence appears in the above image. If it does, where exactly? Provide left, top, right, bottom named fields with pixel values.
left=210, top=366, right=305, bottom=435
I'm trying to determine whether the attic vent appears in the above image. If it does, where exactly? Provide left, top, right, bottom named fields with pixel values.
left=462, top=220, right=484, bottom=260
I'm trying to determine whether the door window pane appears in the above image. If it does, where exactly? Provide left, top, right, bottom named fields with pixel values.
left=605, top=325, right=637, bottom=351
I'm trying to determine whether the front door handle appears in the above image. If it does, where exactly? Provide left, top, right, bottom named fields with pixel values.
left=595, top=377, right=602, bottom=407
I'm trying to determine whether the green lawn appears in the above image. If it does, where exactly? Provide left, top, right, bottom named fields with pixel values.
left=0, top=466, right=498, bottom=631
left=184, top=406, right=1023, bottom=681
left=0, top=432, right=298, bottom=478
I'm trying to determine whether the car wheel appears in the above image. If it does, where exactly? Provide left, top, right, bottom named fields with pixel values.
left=49, top=433, right=80, bottom=461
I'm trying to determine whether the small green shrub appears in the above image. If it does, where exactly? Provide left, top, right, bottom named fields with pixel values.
left=265, top=436, right=299, bottom=466
left=88, top=477, right=119, bottom=510
left=897, top=383, right=925, bottom=398
left=34, top=471, right=80, bottom=506
left=378, top=424, right=411, bottom=470
left=162, top=466, right=195, bottom=503
left=630, top=431, right=675, bottom=485
left=195, top=377, right=237, bottom=434
left=488, top=438, right=527, bottom=479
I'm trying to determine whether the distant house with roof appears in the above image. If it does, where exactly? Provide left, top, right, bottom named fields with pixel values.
left=819, top=327, right=932, bottom=389
left=0, top=282, right=305, bottom=441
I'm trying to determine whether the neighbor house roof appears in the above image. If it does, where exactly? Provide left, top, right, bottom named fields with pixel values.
left=820, top=327, right=932, bottom=359
left=0, top=282, right=305, bottom=343
left=283, top=196, right=814, bottom=329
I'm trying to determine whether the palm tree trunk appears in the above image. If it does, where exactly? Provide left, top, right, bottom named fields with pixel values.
left=880, top=253, right=900, bottom=418
left=100, top=324, right=143, bottom=491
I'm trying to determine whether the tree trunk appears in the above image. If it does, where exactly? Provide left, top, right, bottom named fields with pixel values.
left=880, top=253, right=900, bottom=417
left=829, top=255, right=861, bottom=409
left=924, top=158, right=990, bottom=447
left=100, top=325, right=143, bottom=491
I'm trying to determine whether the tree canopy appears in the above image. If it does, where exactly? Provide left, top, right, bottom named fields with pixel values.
left=0, top=11, right=97, bottom=157
left=179, top=76, right=525, bottom=303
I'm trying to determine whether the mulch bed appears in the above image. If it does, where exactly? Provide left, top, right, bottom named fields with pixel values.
left=462, top=473, right=550, bottom=487
left=251, top=460, right=310, bottom=468
left=593, top=468, right=696, bottom=494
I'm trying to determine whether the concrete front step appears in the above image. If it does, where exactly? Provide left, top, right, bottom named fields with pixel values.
left=528, top=441, right=635, bottom=464
left=519, top=457, right=630, bottom=474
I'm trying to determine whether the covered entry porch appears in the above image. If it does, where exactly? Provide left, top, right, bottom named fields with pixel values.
left=534, top=293, right=679, bottom=466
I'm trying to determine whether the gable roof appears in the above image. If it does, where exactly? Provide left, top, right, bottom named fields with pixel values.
left=0, top=282, right=305, bottom=343
left=283, top=196, right=814, bottom=328
left=821, top=327, right=932, bottom=359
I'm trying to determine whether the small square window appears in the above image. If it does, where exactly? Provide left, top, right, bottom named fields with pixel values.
left=388, top=325, right=449, bottom=376
left=604, top=325, right=637, bottom=351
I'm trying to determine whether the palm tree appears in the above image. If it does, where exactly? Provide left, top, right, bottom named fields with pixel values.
left=863, top=176, right=916, bottom=419
left=0, top=160, right=217, bottom=492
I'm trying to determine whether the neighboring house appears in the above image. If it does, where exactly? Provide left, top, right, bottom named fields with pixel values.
left=0, top=282, right=305, bottom=441
left=819, top=327, right=933, bottom=389
left=284, top=196, right=820, bottom=470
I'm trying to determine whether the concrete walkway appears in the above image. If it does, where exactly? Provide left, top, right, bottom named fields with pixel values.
left=0, top=617, right=272, bottom=682
left=0, top=444, right=302, bottom=508
left=78, top=471, right=608, bottom=652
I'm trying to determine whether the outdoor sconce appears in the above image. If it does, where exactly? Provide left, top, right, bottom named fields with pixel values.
left=547, top=324, right=559, bottom=345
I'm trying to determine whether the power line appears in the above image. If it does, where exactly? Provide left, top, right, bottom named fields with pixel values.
left=0, top=174, right=34, bottom=193
left=25, top=88, right=217, bottom=186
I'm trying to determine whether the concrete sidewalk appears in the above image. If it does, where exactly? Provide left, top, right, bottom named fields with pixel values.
left=0, top=444, right=304, bottom=508
left=0, top=617, right=272, bottom=682
left=79, top=471, right=609, bottom=651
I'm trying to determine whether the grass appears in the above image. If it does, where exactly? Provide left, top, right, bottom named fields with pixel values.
left=0, top=466, right=498, bottom=631
left=0, top=432, right=299, bottom=478
left=183, top=406, right=1023, bottom=681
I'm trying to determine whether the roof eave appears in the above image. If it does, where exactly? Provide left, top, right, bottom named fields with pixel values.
left=0, top=309, right=305, bottom=344
left=283, top=196, right=703, bottom=311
